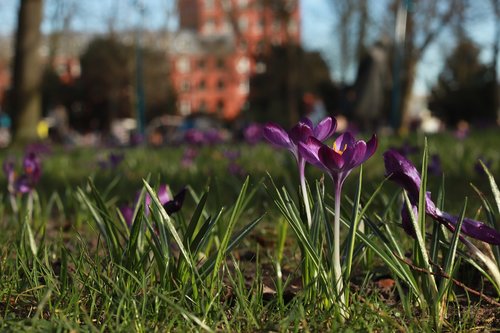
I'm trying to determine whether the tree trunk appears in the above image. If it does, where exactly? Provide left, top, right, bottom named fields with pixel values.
left=12, top=0, right=44, bottom=143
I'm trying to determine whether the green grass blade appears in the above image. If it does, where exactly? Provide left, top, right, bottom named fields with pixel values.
left=77, top=186, right=121, bottom=262
left=479, top=159, right=500, bottom=214
left=199, top=214, right=264, bottom=279
left=438, top=198, right=467, bottom=302
left=143, top=180, right=194, bottom=272
left=122, top=205, right=145, bottom=270
left=185, top=191, right=209, bottom=245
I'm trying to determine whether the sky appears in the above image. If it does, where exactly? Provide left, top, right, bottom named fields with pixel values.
left=0, top=0, right=498, bottom=95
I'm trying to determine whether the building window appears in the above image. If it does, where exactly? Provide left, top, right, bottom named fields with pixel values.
left=180, top=80, right=190, bottom=92
left=216, top=100, right=225, bottom=114
left=216, top=58, right=225, bottom=69
left=176, top=57, right=190, bottom=73
left=179, top=100, right=191, bottom=115
left=199, top=79, right=206, bottom=90
left=198, top=59, right=206, bottom=69
left=217, top=79, right=225, bottom=90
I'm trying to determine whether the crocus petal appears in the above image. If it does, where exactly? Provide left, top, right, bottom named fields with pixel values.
left=298, top=137, right=325, bottom=169
left=143, top=193, right=152, bottom=215
left=388, top=149, right=500, bottom=245
left=334, top=132, right=355, bottom=152
left=119, top=205, right=134, bottom=226
left=364, top=134, right=378, bottom=161
left=3, top=159, right=15, bottom=176
left=313, top=117, right=336, bottom=141
left=109, top=153, right=125, bottom=168
left=401, top=204, right=418, bottom=237
left=157, top=184, right=171, bottom=206
left=15, top=175, right=32, bottom=194
left=23, top=152, right=41, bottom=183
left=164, top=187, right=186, bottom=215
left=436, top=211, right=500, bottom=245
left=289, top=121, right=314, bottom=145
left=300, top=117, right=314, bottom=129
left=263, top=123, right=293, bottom=150
left=343, top=140, right=367, bottom=171
left=318, top=145, right=344, bottom=172
left=383, top=149, right=422, bottom=203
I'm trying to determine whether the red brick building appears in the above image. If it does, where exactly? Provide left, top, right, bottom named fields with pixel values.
left=171, top=0, right=300, bottom=120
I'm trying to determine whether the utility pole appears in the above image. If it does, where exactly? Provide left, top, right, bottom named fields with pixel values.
left=133, top=0, right=146, bottom=138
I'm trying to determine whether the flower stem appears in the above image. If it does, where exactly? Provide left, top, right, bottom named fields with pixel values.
left=333, top=178, right=344, bottom=307
left=299, top=159, right=312, bottom=229
left=9, top=194, right=18, bottom=214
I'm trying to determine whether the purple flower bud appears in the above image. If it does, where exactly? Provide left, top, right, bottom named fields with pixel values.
left=121, top=185, right=186, bottom=226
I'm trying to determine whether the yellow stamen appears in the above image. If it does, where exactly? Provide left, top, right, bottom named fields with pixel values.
left=333, top=142, right=348, bottom=155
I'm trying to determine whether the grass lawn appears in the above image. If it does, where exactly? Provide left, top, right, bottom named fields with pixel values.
left=0, top=129, right=499, bottom=331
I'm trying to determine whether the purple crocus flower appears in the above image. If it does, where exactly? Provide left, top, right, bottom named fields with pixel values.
left=181, top=148, right=198, bottom=168
left=109, top=153, right=125, bottom=168
left=263, top=117, right=337, bottom=192
left=23, top=152, right=42, bottom=183
left=120, top=185, right=186, bottom=226
left=222, top=150, right=245, bottom=177
left=383, top=149, right=500, bottom=245
left=3, top=158, right=16, bottom=194
left=263, top=117, right=337, bottom=228
left=3, top=152, right=42, bottom=195
left=243, top=123, right=263, bottom=145
left=299, top=132, right=378, bottom=186
left=263, top=117, right=336, bottom=162
left=98, top=152, right=125, bottom=170
left=299, top=131, right=377, bottom=297
left=204, top=129, right=224, bottom=145
left=184, top=129, right=206, bottom=145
